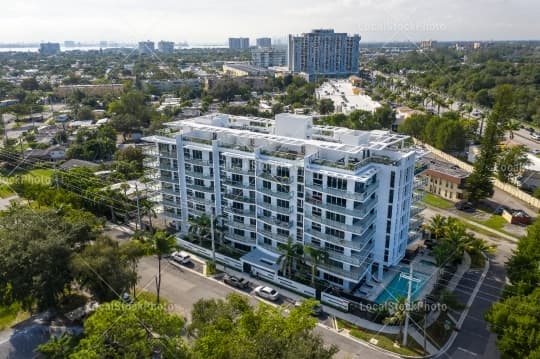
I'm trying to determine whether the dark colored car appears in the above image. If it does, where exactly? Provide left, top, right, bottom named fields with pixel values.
left=223, top=274, right=249, bottom=289
left=455, top=201, right=475, bottom=213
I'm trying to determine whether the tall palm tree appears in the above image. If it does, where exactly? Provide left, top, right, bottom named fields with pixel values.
left=384, top=296, right=408, bottom=345
left=139, top=230, right=178, bottom=304
left=140, top=199, right=157, bottom=231
left=278, top=237, right=303, bottom=278
left=304, top=245, right=329, bottom=287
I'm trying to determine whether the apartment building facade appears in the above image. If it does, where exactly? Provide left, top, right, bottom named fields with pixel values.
left=251, top=47, right=287, bottom=68
left=288, top=29, right=360, bottom=81
left=228, top=37, right=250, bottom=50
left=144, top=113, right=417, bottom=292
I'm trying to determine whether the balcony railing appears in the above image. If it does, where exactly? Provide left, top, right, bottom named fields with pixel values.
left=162, top=188, right=180, bottom=196
left=306, top=181, right=378, bottom=202
left=222, top=166, right=255, bottom=176
left=305, top=228, right=375, bottom=250
left=159, top=151, right=177, bottom=158
left=186, top=183, right=215, bottom=193
left=160, top=175, right=179, bottom=184
left=310, top=155, right=397, bottom=172
left=318, top=258, right=371, bottom=281
left=258, top=201, right=293, bottom=215
left=410, top=204, right=426, bottom=217
left=225, top=233, right=256, bottom=245
left=159, top=164, right=178, bottom=171
left=260, top=149, right=303, bottom=161
left=257, top=215, right=293, bottom=228
left=222, top=179, right=255, bottom=189
left=225, top=220, right=256, bottom=232
left=162, top=199, right=181, bottom=207
left=184, top=157, right=212, bottom=166
left=220, top=143, right=254, bottom=153
left=310, top=213, right=376, bottom=234
left=256, top=241, right=280, bottom=254
left=185, top=170, right=209, bottom=179
left=223, top=193, right=255, bottom=203
left=258, top=171, right=294, bottom=184
left=163, top=210, right=182, bottom=219
left=222, top=207, right=256, bottom=217
left=258, top=228, right=290, bottom=243
left=257, top=186, right=293, bottom=199
left=187, top=196, right=213, bottom=205
left=182, top=136, right=212, bottom=146
left=305, top=196, right=375, bottom=218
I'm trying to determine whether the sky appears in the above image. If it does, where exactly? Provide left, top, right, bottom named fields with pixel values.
left=0, top=0, right=539, bottom=44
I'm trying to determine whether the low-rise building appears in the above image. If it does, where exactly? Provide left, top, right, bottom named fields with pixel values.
left=55, top=84, right=124, bottom=98
left=223, top=63, right=269, bottom=77
left=141, top=78, right=200, bottom=92
left=251, top=47, right=286, bottom=68
left=419, top=157, right=468, bottom=202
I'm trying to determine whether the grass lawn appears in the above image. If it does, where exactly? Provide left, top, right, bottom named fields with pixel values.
left=0, top=302, right=30, bottom=331
left=422, top=193, right=454, bottom=210
left=468, top=215, right=516, bottom=239
left=0, top=184, right=14, bottom=198
left=337, top=319, right=425, bottom=356
left=27, top=168, right=54, bottom=183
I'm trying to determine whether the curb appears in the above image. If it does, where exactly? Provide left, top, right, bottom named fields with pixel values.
left=434, top=252, right=490, bottom=358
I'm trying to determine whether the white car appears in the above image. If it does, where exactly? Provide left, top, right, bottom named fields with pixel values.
left=170, top=251, right=191, bottom=264
left=531, top=133, right=540, bottom=141
left=254, top=285, right=279, bottom=301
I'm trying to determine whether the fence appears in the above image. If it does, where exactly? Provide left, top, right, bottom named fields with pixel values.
left=177, top=238, right=243, bottom=270
left=276, top=276, right=316, bottom=298
left=419, top=141, right=540, bottom=211
left=321, top=292, right=350, bottom=311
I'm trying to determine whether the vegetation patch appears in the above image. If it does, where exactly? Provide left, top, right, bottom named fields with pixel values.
left=0, top=302, right=30, bottom=331
left=422, top=193, right=454, bottom=209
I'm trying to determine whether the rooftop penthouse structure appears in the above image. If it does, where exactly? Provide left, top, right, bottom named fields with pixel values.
left=143, top=113, right=418, bottom=292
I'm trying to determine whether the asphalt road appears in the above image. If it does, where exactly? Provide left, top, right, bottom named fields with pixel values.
left=137, top=256, right=395, bottom=359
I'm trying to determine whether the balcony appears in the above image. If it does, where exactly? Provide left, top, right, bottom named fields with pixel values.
left=162, top=199, right=181, bottom=207
left=257, top=214, right=293, bottom=228
left=305, top=227, right=375, bottom=250
left=260, top=149, right=304, bottom=161
left=306, top=181, right=378, bottom=202
left=259, top=228, right=290, bottom=243
left=225, top=220, right=256, bottom=232
left=184, top=157, right=212, bottom=166
left=410, top=204, right=426, bottom=217
left=310, top=213, right=375, bottom=234
left=258, top=201, right=293, bottom=215
left=187, top=196, right=213, bottom=206
left=222, top=166, right=255, bottom=176
left=256, top=241, right=280, bottom=254
left=258, top=171, right=294, bottom=184
left=306, top=245, right=369, bottom=266
left=186, top=183, right=215, bottom=193
left=225, top=232, right=256, bottom=245
left=310, top=155, right=397, bottom=172
left=162, top=188, right=180, bottom=196
left=159, top=164, right=178, bottom=171
left=220, top=143, right=254, bottom=153
left=304, top=196, right=359, bottom=217
left=222, top=179, right=255, bottom=189
left=163, top=210, right=182, bottom=219
left=159, top=151, right=177, bottom=159
left=257, top=186, right=293, bottom=199
left=185, top=170, right=209, bottom=180
left=223, top=193, right=255, bottom=203
left=222, top=207, right=256, bottom=217
left=182, top=136, right=212, bottom=146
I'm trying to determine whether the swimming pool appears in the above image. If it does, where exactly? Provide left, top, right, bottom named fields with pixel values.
left=375, top=268, right=429, bottom=304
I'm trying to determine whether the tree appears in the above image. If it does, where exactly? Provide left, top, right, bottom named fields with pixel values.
left=425, top=214, right=447, bottom=241
left=109, top=90, right=154, bottom=141
left=21, top=77, right=40, bottom=91
left=484, top=288, right=540, bottom=359
left=496, top=145, right=530, bottom=183
left=318, top=99, right=335, bottom=115
left=71, top=236, right=139, bottom=302
left=303, top=245, right=329, bottom=287
left=466, top=85, right=514, bottom=203
left=39, top=300, right=189, bottom=359
left=137, top=230, right=178, bottom=304
left=278, top=237, right=303, bottom=278
left=383, top=296, right=408, bottom=344
left=398, top=114, right=430, bottom=139
left=373, top=105, right=395, bottom=129
left=188, top=214, right=211, bottom=245
left=190, top=294, right=337, bottom=359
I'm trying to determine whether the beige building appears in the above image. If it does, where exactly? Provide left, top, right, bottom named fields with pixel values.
left=55, top=84, right=124, bottom=98
left=420, top=157, right=468, bottom=202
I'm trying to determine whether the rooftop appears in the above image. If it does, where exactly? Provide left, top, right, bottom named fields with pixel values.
left=419, top=156, right=469, bottom=179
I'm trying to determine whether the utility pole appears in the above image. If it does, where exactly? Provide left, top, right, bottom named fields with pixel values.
left=135, top=183, right=142, bottom=231
left=401, top=263, right=420, bottom=346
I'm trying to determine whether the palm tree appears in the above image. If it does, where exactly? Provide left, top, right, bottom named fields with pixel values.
left=425, top=215, right=447, bottom=242
left=304, top=245, right=329, bottom=287
left=140, top=199, right=157, bottom=231
left=505, top=119, right=520, bottom=139
left=384, top=296, right=408, bottom=345
left=139, top=230, right=178, bottom=304
left=278, top=237, right=303, bottom=278
left=188, top=214, right=211, bottom=245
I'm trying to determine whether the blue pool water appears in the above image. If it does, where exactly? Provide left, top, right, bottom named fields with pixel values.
left=375, top=268, right=429, bottom=304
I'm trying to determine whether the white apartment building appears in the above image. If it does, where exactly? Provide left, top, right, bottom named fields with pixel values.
left=144, top=113, right=417, bottom=292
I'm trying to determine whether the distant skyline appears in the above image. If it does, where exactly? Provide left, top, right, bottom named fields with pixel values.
left=1, top=0, right=539, bottom=44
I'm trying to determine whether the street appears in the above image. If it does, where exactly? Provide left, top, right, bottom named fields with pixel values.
left=137, top=256, right=395, bottom=359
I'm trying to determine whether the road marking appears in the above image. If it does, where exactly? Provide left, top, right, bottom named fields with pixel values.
left=457, top=347, right=478, bottom=356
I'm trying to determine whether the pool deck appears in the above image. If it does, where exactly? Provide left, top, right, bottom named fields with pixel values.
left=368, top=251, right=439, bottom=303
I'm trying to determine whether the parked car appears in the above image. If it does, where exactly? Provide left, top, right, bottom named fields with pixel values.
left=294, top=300, right=323, bottom=316
left=223, top=274, right=249, bottom=289
left=170, top=251, right=192, bottom=264
left=254, top=285, right=279, bottom=301
left=455, top=201, right=475, bottom=213
left=531, top=132, right=540, bottom=140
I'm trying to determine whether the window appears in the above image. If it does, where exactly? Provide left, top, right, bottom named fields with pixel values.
left=277, top=184, right=289, bottom=193
left=233, top=215, right=243, bottom=223
left=195, top=192, right=205, bottom=199
left=231, top=157, right=242, bottom=168
left=195, top=204, right=205, bottom=211
left=354, top=182, right=365, bottom=193
left=389, top=189, right=394, bottom=202
left=326, top=211, right=345, bottom=223
left=264, top=237, right=272, bottom=245
left=183, top=148, right=190, bottom=157
left=327, top=195, right=346, bottom=207
left=276, top=166, right=289, bottom=178
left=277, top=199, right=289, bottom=208
left=232, top=188, right=243, bottom=196
left=192, top=150, right=202, bottom=160
left=325, top=243, right=344, bottom=254
left=232, top=202, right=244, bottom=210
left=263, top=209, right=272, bottom=217
left=312, top=207, right=322, bottom=217
left=387, top=205, right=393, bottom=219
left=232, top=174, right=243, bottom=183
left=263, top=181, right=271, bottom=190
left=184, top=164, right=192, bottom=171
left=263, top=195, right=271, bottom=204
left=323, top=273, right=344, bottom=285
left=313, top=173, right=323, bottom=186
left=276, top=214, right=289, bottom=223
left=327, top=176, right=347, bottom=190
left=390, top=171, right=395, bottom=188
left=234, top=229, right=245, bottom=236
left=195, top=178, right=204, bottom=186
left=193, top=165, right=203, bottom=173
left=312, top=222, right=322, bottom=232
left=277, top=228, right=289, bottom=237
left=250, top=218, right=256, bottom=225
left=262, top=163, right=271, bottom=174
left=263, top=223, right=272, bottom=231
left=325, top=227, right=344, bottom=239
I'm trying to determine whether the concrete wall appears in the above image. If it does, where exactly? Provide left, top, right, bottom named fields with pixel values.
left=321, top=292, right=350, bottom=311
left=276, top=276, right=316, bottom=298
left=419, top=142, right=540, bottom=211
left=178, top=238, right=243, bottom=270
